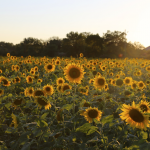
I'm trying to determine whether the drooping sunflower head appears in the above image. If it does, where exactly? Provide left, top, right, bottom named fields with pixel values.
left=131, top=81, right=137, bottom=90
left=93, top=76, right=106, bottom=90
left=64, top=63, right=85, bottom=84
left=33, top=89, right=46, bottom=97
left=61, top=83, right=72, bottom=95
left=116, top=78, right=123, bottom=87
left=43, top=84, right=54, bottom=96
left=120, top=101, right=150, bottom=130
left=83, top=107, right=102, bottom=123
left=35, top=96, right=51, bottom=110
left=12, top=97, right=24, bottom=109
left=15, top=77, right=21, bottom=83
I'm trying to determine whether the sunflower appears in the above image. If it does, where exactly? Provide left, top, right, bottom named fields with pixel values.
left=146, top=66, right=150, bottom=72
left=0, top=77, right=11, bottom=86
left=80, top=53, right=83, bottom=58
left=12, top=97, right=24, bottom=109
left=10, top=114, right=19, bottom=128
left=43, top=84, right=54, bottom=96
left=35, top=96, right=51, bottom=110
left=34, top=66, right=38, bottom=72
left=30, top=70, right=35, bottom=75
left=7, top=53, right=10, bottom=57
left=131, top=81, right=137, bottom=90
left=37, top=79, right=42, bottom=83
left=80, top=100, right=91, bottom=116
left=104, top=84, right=109, bottom=91
left=26, top=75, right=33, bottom=84
left=44, top=63, right=55, bottom=73
left=0, top=89, right=4, bottom=96
left=146, top=80, right=150, bottom=85
left=61, top=83, right=72, bottom=95
left=33, top=89, right=46, bottom=97
left=64, top=63, right=85, bottom=84
left=57, top=85, right=62, bottom=92
left=93, top=76, right=106, bottom=90
left=55, top=60, right=61, bottom=65
left=136, top=70, right=142, bottom=76
left=0, top=69, right=2, bottom=73
left=138, top=100, right=150, bottom=113
left=15, top=65, right=20, bottom=71
left=137, top=81, right=145, bottom=90
left=116, top=78, right=124, bottom=87
left=123, top=77, right=132, bottom=86
left=15, top=77, right=21, bottom=83
left=120, top=101, right=150, bottom=130
left=83, top=107, right=102, bottom=123
left=124, top=90, right=131, bottom=97
left=27, top=87, right=34, bottom=97
left=56, top=78, right=65, bottom=85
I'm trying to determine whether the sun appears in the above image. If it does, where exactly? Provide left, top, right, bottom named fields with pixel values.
left=120, top=101, right=150, bottom=130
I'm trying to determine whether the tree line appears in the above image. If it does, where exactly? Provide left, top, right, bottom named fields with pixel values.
left=0, top=30, right=146, bottom=58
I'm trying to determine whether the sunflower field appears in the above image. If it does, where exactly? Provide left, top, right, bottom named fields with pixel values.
left=1, top=53, right=150, bottom=150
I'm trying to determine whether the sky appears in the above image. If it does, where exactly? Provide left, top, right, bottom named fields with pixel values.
left=0, top=0, right=150, bottom=48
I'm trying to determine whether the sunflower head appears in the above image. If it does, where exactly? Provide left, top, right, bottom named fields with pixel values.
left=139, top=100, right=150, bottom=113
left=64, top=63, right=85, bottom=84
left=35, top=96, right=51, bottom=110
left=120, top=101, right=150, bottom=130
left=33, top=89, right=46, bottom=97
left=56, top=78, right=65, bottom=85
left=61, top=83, right=72, bottom=95
left=83, top=107, right=102, bottom=123
left=93, top=76, right=106, bottom=90
left=43, top=84, right=54, bottom=96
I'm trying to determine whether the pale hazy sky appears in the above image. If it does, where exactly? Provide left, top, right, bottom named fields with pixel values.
left=0, top=0, right=150, bottom=47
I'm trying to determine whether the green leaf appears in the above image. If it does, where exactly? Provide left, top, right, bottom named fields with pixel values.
left=5, top=127, right=17, bottom=134
left=33, top=128, right=43, bottom=137
left=5, top=102, right=12, bottom=110
left=41, top=112, right=49, bottom=120
left=101, top=115, right=113, bottom=125
left=36, top=120, right=48, bottom=127
left=76, top=123, right=98, bottom=135
left=62, top=104, right=73, bottom=111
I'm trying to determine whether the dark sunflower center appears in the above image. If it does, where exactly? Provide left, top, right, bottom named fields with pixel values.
left=15, top=77, right=20, bottom=82
left=125, top=79, right=130, bottom=84
left=59, top=80, right=63, bottom=83
left=35, top=90, right=44, bottom=96
left=0, top=90, right=2, bottom=94
left=46, top=87, right=50, bottom=91
left=116, top=79, right=123, bottom=86
left=37, top=98, right=48, bottom=106
left=140, top=104, right=148, bottom=112
left=69, top=68, right=80, bottom=79
left=93, top=71, right=97, bottom=75
left=98, top=78, right=105, bottom=86
left=29, top=89, right=33, bottom=94
left=124, top=90, right=131, bottom=96
left=47, top=65, right=52, bottom=69
left=14, top=99, right=22, bottom=105
left=129, top=109, right=144, bottom=122
left=139, top=83, right=144, bottom=87
left=29, top=77, right=32, bottom=82
left=88, top=109, right=98, bottom=118
left=83, top=102, right=90, bottom=107
left=63, top=85, right=70, bottom=91
left=2, top=79, right=8, bottom=85
left=132, top=83, right=136, bottom=88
